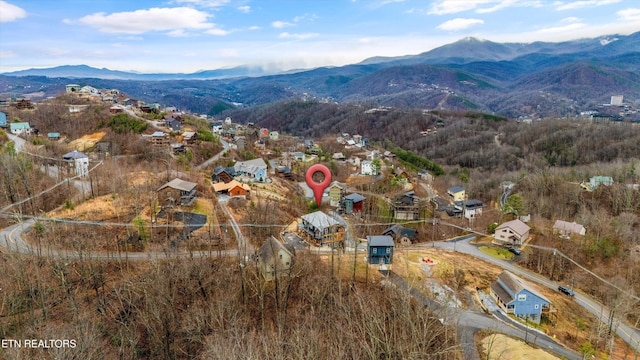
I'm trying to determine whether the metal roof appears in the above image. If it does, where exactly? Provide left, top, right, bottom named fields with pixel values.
left=496, top=219, right=530, bottom=236
left=367, top=235, right=394, bottom=247
left=301, top=211, right=340, bottom=230
left=157, top=178, right=197, bottom=192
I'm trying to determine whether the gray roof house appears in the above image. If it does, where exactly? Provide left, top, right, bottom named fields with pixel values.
left=553, top=220, right=586, bottom=238
left=493, top=219, right=531, bottom=246
left=157, top=178, right=197, bottom=206
left=299, top=211, right=345, bottom=246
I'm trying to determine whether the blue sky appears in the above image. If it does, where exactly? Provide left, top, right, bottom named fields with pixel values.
left=1, top=0, right=639, bottom=73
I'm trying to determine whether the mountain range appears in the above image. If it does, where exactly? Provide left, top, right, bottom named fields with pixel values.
left=1, top=31, right=639, bottom=118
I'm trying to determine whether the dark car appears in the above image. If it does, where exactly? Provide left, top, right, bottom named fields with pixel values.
left=558, top=285, right=575, bottom=297
left=507, top=247, right=521, bottom=256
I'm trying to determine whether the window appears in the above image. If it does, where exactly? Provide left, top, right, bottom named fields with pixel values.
left=534, top=304, right=539, bottom=309
left=517, top=294, right=526, bottom=301
left=386, top=248, right=391, bottom=254
left=372, top=248, right=377, bottom=254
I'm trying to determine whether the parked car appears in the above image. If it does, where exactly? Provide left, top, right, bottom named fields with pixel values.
left=507, top=247, right=521, bottom=256
left=558, top=285, right=575, bottom=297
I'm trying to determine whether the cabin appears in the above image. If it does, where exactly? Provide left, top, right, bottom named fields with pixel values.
left=0, top=111, right=7, bottom=128
left=275, top=165, right=292, bottom=180
left=391, top=192, right=421, bottom=220
left=257, top=236, right=295, bottom=281
left=150, top=131, right=168, bottom=146
left=62, top=150, right=89, bottom=177
left=367, top=235, right=395, bottom=266
left=182, top=131, right=197, bottom=144
left=490, top=271, right=552, bottom=324
left=212, top=180, right=250, bottom=197
left=493, top=219, right=530, bottom=247
left=157, top=178, right=197, bottom=206
left=342, top=193, right=365, bottom=214
left=212, top=166, right=236, bottom=183
left=47, top=132, right=61, bottom=141
left=383, top=224, right=418, bottom=246
left=299, top=211, right=346, bottom=246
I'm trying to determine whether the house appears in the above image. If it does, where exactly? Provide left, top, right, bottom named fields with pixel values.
left=212, top=166, right=236, bottom=183
left=453, top=199, right=484, bottom=219
left=418, top=169, right=433, bottom=183
left=447, top=186, right=466, bottom=202
left=9, top=122, right=31, bottom=135
left=225, top=117, right=232, bottom=125
left=259, top=128, right=269, bottom=138
left=269, top=131, right=279, bottom=141
left=171, top=143, right=186, bottom=154
left=361, top=160, right=378, bottom=176
left=304, top=139, right=314, bottom=149
left=332, top=152, right=346, bottom=161
left=342, top=193, right=365, bottom=214
left=0, top=111, right=6, bottom=128
left=212, top=180, right=250, bottom=197
left=165, top=119, right=182, bottom=132
left=367, top=235, right=395, bottom=266
left=553, top=220, right=586, bottom=238
left=394, top=168, right=408, bottom=179
left=157, top=178, right=197, bottom=206
left=391, top=192, right=421, bottom=220
left=493, top=219, right=531, bottom=246
left=589, top=176, right=614, bottom=189
left=65, top=84, right=81, bottom=93
left=490, top=271, right=551, bottom=324
left=275, top=166, right=292, bottom=180
left=383, top=224, right=418, bottom=246
left=14, top=98, right=33, bottom=110
left=182, top=131, right=197, bottom=144
left=234, top=158, right=268, bottom=182
left=62, top=150, right=89, bottom=177
left=210, top=121, right=223, bottom=134
left=150, top=131, right=168, bottom=146
left=299, top=211, right=346, bottom=246
left=47, top=132, right=61, bottom=141
left=257, top=236, right=295, bottom=281
left=234, top=136, right=245, bottom=150
left=109, top=105, right=124, bottom=114
left=328, top=181, right=346, bottom=207
left=80, top=85, right=99, bottom=95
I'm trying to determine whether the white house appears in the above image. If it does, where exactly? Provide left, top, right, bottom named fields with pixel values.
left=9, top=122, right=31, bottom=135
left=361, top=160, right=378, bottom=176
left=553, top=220, right=586, bottom=238
left=63, top=150, right=89, bottom=178
left=494, top=219, right=531, bottom=246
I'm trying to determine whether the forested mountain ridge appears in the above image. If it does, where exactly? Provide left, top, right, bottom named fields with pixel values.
left=1, top=32, right=638, bottom=118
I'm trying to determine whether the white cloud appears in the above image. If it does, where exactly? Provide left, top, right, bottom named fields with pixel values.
left=436, top=18, right=484, bottom=31
left=272, top=20, right=294, bottom=28
left=167, top=29, right=189, bottom=37
left=77, top=7, right=213, bottom=34
left=617, top=7, right=640, bottom=21
left=248, top=25, right=260, bottom=30
left=429, top=0, right=541, bottom=15
left=279, top=32, right=318, bottom=40
left=554, top=0, right=621, bottom=11
left=205, top=28, right=229, bottom=36
left=0, top=1, right=26, bottom=22
left=533, top=22, right=586, bottom=34
left=237, top=6, right=251, bottom=13
left=560, top=16, right=581, bottom=23
left=172, top=0, right=230, bottom=7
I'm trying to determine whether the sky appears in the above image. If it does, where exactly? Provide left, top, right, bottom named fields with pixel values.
left=0, top=0, right=639, bottom=74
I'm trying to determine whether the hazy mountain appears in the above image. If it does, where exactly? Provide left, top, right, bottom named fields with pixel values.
left=1, top=31, right=638, bottom=118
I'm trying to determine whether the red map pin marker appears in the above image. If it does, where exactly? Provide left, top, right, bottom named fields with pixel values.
left=305, top=164, right=332, bottom=206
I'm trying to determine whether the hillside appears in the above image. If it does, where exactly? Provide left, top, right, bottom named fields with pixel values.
left=1, top=32, right=639, bottom=118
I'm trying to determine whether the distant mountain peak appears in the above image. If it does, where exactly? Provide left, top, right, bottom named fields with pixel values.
left=460, top=36, right=486, bottom=42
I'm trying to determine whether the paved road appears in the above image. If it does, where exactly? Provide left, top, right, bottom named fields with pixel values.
left=217, top=194, right=253, bottom=256
left=196, top=139, right=230, bottom=170
left=418, top=239, right=640, bottom=352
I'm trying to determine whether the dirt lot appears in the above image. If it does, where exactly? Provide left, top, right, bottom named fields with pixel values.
left=480, top=334, right=560, bottom=360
